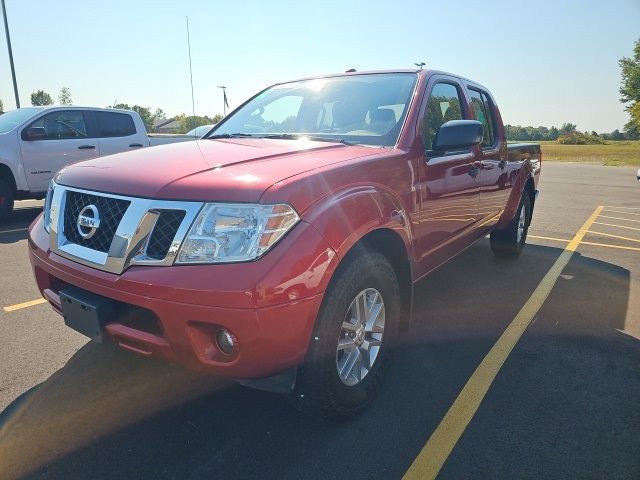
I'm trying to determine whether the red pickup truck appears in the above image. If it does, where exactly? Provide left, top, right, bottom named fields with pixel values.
left=29, top=69, right=540, bottom=418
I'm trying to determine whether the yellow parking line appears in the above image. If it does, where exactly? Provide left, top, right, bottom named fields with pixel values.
left=587, top=230, right=640, bottom=244
left=0, top=227, right=28, bottom=234
left=3, top=298, right=47, bottom=312
left=581, top=241, right=640, bottom=252
left=593, top=222, right=640, bottom=232
left=402, top=206, right=603, bottom=480
left=599, top=215, right=640, bottom=224
left=528, top=235, right=569, bottom=243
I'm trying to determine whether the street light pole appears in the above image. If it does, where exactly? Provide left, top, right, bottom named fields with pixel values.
left=1, top=0, right=20, bottom=108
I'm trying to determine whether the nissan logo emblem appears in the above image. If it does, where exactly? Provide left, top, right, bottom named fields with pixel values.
left=77, top=205, right=101, bottom=239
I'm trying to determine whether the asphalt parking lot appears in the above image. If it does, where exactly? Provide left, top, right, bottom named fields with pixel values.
left=1, top=162, right=639, bottom=479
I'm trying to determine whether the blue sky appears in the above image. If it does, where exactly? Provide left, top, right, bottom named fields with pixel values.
left=1, top=0, right=639, bottom=132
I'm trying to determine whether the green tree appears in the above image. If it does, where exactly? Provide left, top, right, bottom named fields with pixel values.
left=30, top=90, right=54, bottom=106
left=619, top=38, right=640, bottom=134
left=0, top=98, right=4, bottom=113
left=58, top=87, right=72, bottom=105
left=212, top=113, right=223, bottom=124
left=177, top=114, right=214, bottom=133
left=150, top=108, right=166, bottom=128
left=559, top=123, right=577, bottom=134
left=609, top=129, right=625, bottom=141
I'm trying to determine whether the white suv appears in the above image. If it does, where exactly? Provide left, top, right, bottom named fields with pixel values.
left=0, top=106, right=150, bottom=222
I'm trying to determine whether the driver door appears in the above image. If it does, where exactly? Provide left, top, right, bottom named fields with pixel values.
left=20, top=109, right=100, bottom=192
left=414, top=79, right=481, bottom=277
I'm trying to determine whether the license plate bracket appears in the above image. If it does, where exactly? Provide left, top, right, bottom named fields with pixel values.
left=59, top=287, right=118, bottom=343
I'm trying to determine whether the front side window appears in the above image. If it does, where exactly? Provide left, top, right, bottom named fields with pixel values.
left=25, top=111, right=88, bottom=140
left=422, top=82, right=465, bottom=150
left=209, top=73, right=418, bottom=147
left=468, top=89, right=495, bottom=147
left=95, top=111, right=136, bottom=137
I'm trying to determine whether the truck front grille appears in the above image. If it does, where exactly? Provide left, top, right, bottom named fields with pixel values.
left=146, top=210, right=186, bottom=260
left=63, top=191, right=130, bottom=253
left=49, top=185, right=203, bottom=274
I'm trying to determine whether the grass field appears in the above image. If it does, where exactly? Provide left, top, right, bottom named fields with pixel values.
left=534, top=140, right=640, bottom=166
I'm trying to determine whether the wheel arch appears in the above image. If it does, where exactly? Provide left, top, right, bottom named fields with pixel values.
left=330, top=228, right=413, bottom=333
left=494, top=166, right=535, bottom=230
left=302, top=185, right=416, bottom=332
left=0, top=162, right=17, bottom=193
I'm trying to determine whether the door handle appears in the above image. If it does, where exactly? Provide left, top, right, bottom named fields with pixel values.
left=468, top=161, right=481, bottom=178
left=129, top=143, right=143, bottom=148
left=78, top=145, right=96, bottom=150
left=498, top=160, right=506, bottom=169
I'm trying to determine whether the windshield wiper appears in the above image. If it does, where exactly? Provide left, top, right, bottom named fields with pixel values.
left=206, top=133, right=256, bottom=139
left=259, top=134, right=356, bottom=146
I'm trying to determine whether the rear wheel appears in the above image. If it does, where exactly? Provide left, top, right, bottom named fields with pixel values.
left=0, top=179, right=15, bottom=223
left=490, top=190, right=531, bottom=258
left=290, top=251, right=400, bottom=420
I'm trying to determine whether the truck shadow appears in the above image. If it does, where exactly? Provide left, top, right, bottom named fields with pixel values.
left=1, top=241, right=638, bottom=479
left=0, top=204, right=42, bottom=244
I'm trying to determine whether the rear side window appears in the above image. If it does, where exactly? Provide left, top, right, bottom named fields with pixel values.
left=25, top=111, right=88, bottom=140
left=422, top=82, right=465, bottom=150
left=95, top=111, right=136, bottom=137
left=468, top=89, right=495, bottom=147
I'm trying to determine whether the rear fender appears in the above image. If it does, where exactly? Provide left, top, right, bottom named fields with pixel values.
left=494, top=161, right=534, bottom=230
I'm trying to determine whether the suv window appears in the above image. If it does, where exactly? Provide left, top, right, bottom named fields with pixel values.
left=468, top=89, right=495, bottom=147
left=26, top=111, right=88, bottom=140
left=96, top=111, right=136, bottom=137
left=423, top=82, right=465, bottom=150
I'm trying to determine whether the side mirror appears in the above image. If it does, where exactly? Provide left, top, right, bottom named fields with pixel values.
left=433, top=120, right=483, bottom=151
left=23, top=127, right=48, bottom=141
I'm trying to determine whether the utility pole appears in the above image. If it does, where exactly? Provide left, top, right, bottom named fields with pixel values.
left=217, top=86, right=227, bottom=116
left=414, top=62, right=426, bottom=70
left=1, top=0, right=20, bottom=108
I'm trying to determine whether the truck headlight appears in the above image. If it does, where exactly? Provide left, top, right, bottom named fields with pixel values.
left=43, top=181, right=55, bottom=233
left=175, top=203, right=299, bottom=264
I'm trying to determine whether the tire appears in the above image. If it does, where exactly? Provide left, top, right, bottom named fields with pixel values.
left=0, top=179, right=15, bottom=224
left=490, top=190, right=531, bottom=258
left=290, top=251, right=400, bottom=420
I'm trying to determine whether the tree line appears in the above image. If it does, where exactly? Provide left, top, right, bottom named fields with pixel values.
left=505, top=123, right=639, bottom=142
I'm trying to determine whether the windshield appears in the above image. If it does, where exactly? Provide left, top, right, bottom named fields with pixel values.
left=208, top=73, right=418, bottom=146
left=187, top=125, right=214, bottom=137
left=0, top=108, right=42, bottom=134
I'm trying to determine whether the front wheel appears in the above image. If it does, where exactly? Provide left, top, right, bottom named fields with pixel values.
left=290, top=251, right=400, bottom=420
left=490, top=190, right=531, bottom=258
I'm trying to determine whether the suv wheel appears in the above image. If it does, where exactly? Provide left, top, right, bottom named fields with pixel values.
left=290, top=251, right=400, bottom=420
left=0, top=179, right=15, bottom=223
left=490, top=190, right=531, bottom=258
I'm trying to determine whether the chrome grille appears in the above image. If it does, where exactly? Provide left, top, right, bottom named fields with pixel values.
left=49, top=185, right=204, bottom=274
left=146, top=210, right=186, bottom=260
left=63, top=191, right=130, bottom=253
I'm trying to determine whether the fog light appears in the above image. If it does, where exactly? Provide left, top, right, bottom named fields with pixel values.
left=216, top=329, right=236, bottom=355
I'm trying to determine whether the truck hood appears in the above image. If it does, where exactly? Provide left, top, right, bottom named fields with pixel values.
left=55, top=138, right=380, bottom=202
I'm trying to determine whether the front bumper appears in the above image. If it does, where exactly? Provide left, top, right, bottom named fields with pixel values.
left=28, top=215, right=337, bottom=379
